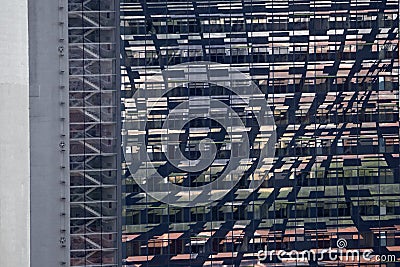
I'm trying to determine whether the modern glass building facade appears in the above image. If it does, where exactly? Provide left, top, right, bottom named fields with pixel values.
left=68, top=0, right=120, bottom=265
left=121, top=0, right=400, bottom=266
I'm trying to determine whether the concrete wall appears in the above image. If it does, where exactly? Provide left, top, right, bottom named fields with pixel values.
left=29, top=0, right=70, bottom=265
left=0, top=0, right=30, bottom=266
left=0, top=0, right=70, bottom=265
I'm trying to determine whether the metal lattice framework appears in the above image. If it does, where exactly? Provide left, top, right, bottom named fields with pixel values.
left=68, top=0, right=119, bottom=266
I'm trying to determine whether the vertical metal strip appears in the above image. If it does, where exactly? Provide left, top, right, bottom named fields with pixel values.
left=58, top=0, right=70, bottom=265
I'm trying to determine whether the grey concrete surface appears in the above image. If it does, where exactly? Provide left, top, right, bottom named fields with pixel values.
left=0, top=0, right=30, bottom=266
left=29, top=0, right=70, bottom=265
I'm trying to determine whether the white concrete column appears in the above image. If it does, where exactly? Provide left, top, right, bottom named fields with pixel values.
left=0, top=0, right=30, bottom=266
